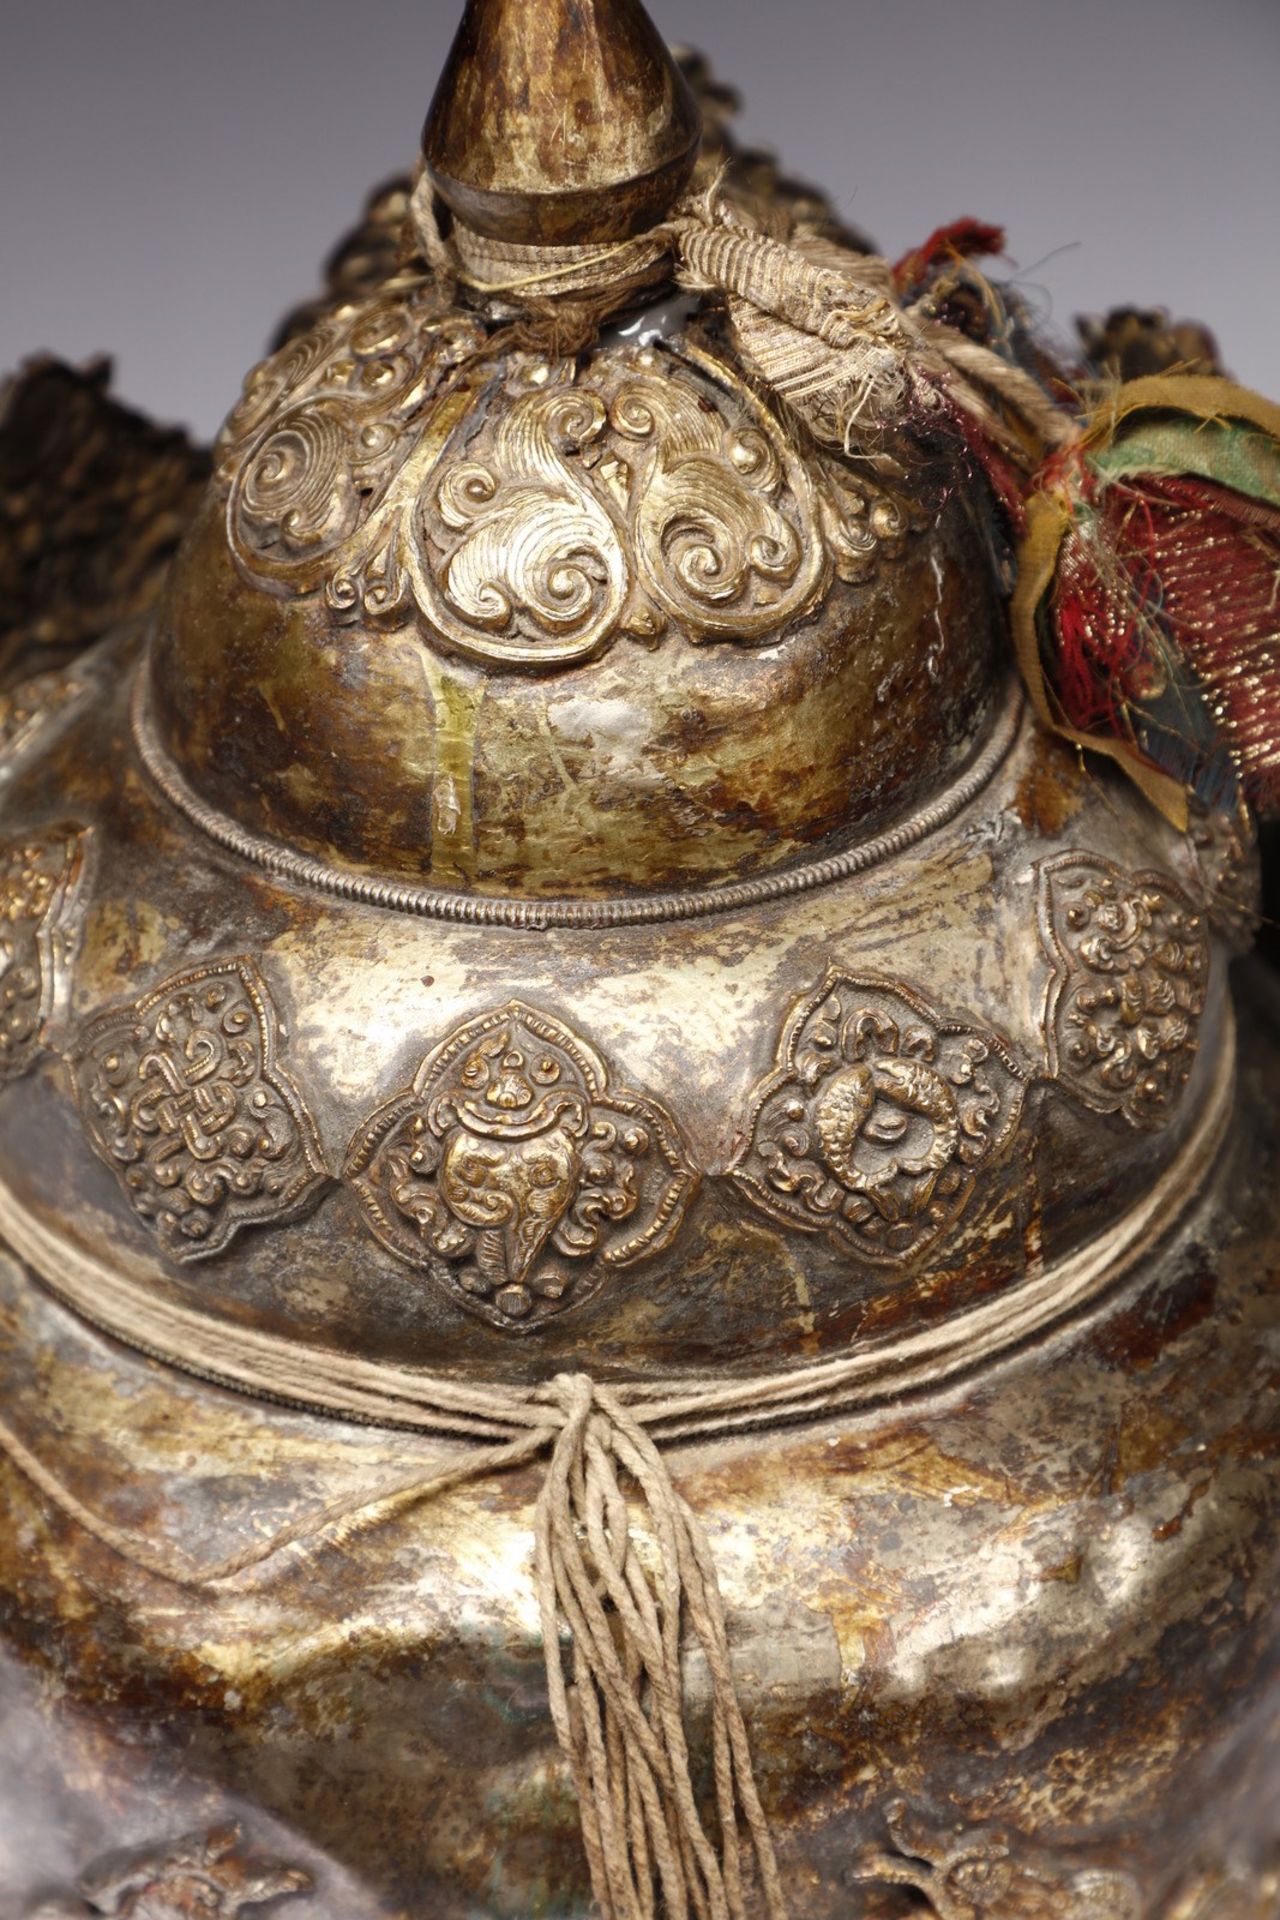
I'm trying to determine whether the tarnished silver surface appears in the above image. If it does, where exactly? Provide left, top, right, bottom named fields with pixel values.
left=0, top=0, right=1276, bottom=1913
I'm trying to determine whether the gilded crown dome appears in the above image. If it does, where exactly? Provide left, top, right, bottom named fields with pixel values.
left=141, top=0, right=1002, bottom=902
left=2, top=3, right=1279, bottom=1915
left=148, top=310, right=998, bottom=898
left=0, top=0, right=1250, bottom=1391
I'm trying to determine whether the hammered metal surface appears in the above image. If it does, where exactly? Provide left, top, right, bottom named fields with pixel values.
left=1, top=4, right=1276, bottom=1907
left=1, top=961, right=1276, bottom=1917
left=0, top=625, right=1236, bottom=1383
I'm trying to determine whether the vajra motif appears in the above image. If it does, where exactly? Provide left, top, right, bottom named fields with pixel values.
left=219, top=279, right=905, bottom=669
left=850, top=1801, right=1142, bottom=1919
left=345, top=1001, right=696, bottom=1328
left=1037, top=854, right=1210, bottom=1131
left=71, top=958, right=328, bottom=1262
left=732, top=972, right=1024, bottom=1265
left=26, top=1823, right=311, bottom=1920
left=0, top=826, right=84, bottom=1084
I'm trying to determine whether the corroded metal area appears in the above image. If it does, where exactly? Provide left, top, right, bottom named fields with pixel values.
left=0, top=0, right=1277, bottom=1910
left=27, top=1827, right=313, bottom=1920
left=0, top=961, right=1277, bottom=1915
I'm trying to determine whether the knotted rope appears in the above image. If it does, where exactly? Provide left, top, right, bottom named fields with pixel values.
left=0, top=1061, right=1236, bottom=1920
left=0, top=1368, right=784, bottom=1920
left=411, top=180, right=1077, bottom=471
left=535, top=1375, right=785, bottom=1920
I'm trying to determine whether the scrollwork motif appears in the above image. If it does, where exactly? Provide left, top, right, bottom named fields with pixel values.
left=1167, top=1857, right=1280, bottom=1920
left=345, top=1001, right=697, bottom=1328
left=0, top=825, right=85, bottom=1083
left=221, top=280, right=488, bottom=627
left=410, top=384, right=632, bottom=664
left=606, top=365, right=826, bottom=638
left=850, top=1801, right=1142, bottom=1920
left=71, top=957, right=329, bottom=1261
left=218, top=285, right=904, bottom=668
left=1037, top=854, right=1210, bottom=1131
left=26, top=1822, right=312, bottom=1920
left=732, top=971, right=1025, bottom=1265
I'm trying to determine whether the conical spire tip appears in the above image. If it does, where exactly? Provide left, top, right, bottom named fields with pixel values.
left=422, top=0, right=702, bottom=247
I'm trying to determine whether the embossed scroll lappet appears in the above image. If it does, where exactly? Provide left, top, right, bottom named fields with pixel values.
left=1037, top=854, right=1210, bottom=1131
left=732, top=971, right=1025, bottom=1265
left=345, top=1001, right=697, bottom=1327
left=218, top=279, right=905, bottom=668
left=25, top=1822, right=312, bottom=1920
left=0, top=825, right=85, bottom=1083
left=1185, top=804, right=1262, bottom=955
left=850, top=1800, right=1142, bottom=1920
left=71, top=957, right=328, bottom=1261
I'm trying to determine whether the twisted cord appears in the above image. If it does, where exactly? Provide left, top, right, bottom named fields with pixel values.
left=409, top=182, right=1077, bottom=469
left=2, top=1370, right=785, bottom=1920
left=0, top=1025, right=1234, bottom=1920
left=0, top=187, right=1167, bottom=1920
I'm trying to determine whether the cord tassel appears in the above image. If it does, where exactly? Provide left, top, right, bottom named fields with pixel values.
left=534, top=1374, right=788, bottom=1920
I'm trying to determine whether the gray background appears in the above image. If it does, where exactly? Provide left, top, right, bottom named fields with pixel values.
left=2, top=0, right=1277, bottom=441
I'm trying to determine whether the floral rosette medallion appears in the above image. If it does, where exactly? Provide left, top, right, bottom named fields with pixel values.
left=1037, top=854, right=1210, bottom=1131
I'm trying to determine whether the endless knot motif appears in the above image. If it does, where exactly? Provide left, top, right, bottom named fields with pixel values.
left=71, top=957, right=328, bottom=1262
left=0, top=668, right=85, bottom=768
left=218, top=280, right=904, bottom=669
left=345, top=1002, right=697, bottom=1328
left=1037, top=854, right=1210, bottom=1131
left=732, top=972, right=1025, bottom=1265
left=849, top=1801, right=1142, bottom=1920
left=0, top=826, right=84, bottom=1083
left=26, top=1822, right=311, bottom=1920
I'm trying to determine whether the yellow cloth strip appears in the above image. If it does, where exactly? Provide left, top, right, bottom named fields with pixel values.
left=1081, top=373, right=1280, bottom=450
left=1010, top=492, right=1191, bottom=830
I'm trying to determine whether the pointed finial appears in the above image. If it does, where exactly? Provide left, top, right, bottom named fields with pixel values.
left=422, top=0, right=702, bottom=246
